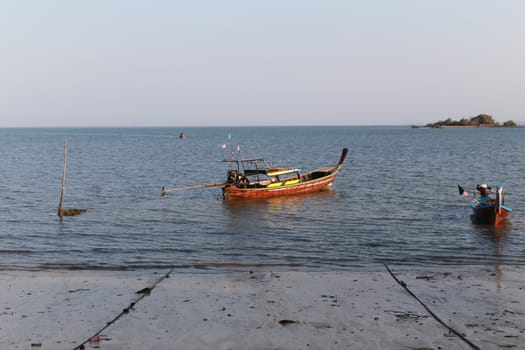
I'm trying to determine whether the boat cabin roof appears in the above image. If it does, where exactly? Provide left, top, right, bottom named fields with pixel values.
left=223, top=158, right=265, bottom=163
left=224, top=158, right=299, bottom=177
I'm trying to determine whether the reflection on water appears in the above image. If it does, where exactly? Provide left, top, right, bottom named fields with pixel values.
left=224, top=190, right=337, bottom=233
left=224, top=190, right=336, bottom=216
left=473, top=221, right=511, bottom=243
left=473, top=221, right=511, bottom=290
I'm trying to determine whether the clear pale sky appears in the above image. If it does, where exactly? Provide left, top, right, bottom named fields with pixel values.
left=1, top=1, right=524, bottom=127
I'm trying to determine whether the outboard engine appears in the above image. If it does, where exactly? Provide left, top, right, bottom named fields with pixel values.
left=227, top=170, right=238, bottom=184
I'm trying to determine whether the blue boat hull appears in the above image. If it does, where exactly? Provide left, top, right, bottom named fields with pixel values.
left=470, top=201, right=511, bottom=225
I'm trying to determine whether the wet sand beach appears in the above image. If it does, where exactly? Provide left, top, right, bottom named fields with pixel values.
left=1, top=266, right=524, bottom=350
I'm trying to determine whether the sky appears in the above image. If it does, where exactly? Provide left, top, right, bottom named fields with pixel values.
left=1, top=0, right=524, bottom=127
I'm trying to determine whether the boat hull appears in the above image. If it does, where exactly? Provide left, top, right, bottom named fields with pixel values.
left=470, top=202, right=511, bottom=225
left=223, top=170, right=339, bottom=199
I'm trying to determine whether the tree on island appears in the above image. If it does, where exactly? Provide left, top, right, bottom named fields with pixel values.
left=425, top=114, right=517, bottom=128
left=469, top=114, right=498, bottom=126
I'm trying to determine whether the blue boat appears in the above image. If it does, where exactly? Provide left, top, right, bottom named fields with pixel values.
left=470, top=184, right=512, bottom=225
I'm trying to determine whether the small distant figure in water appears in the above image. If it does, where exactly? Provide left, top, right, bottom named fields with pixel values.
left=476, top=183, right=491, bottom=198
left=179, top=132, right=186, bottom=140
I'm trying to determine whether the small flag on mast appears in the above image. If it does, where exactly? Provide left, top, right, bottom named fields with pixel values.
left=458, top=185, right=469, bottom=196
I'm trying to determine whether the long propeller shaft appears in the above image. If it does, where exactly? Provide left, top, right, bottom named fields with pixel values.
left=161, top=182, right=225, bottom=197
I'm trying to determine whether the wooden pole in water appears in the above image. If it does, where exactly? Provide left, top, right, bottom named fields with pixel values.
left=57, top=138, right=85, bottom=218
left=58, top=138, right=67, bottom=217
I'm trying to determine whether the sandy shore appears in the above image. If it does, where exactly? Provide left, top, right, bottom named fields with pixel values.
left=1, top=265, right=524, bottom=350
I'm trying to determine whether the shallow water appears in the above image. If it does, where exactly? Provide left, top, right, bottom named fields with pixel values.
left=1, top=126, right=524, bottom=271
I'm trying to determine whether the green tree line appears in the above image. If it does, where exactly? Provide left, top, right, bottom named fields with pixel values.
left=425, top=114, right=517, bottom=128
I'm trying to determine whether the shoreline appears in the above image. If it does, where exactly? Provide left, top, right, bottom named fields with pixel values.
left=2, top=266, right=524, bottom=350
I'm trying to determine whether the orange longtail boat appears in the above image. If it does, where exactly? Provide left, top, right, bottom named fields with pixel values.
left=161, top=148, right=348, bottom=199
left=221, top=148, right=348, bottom=199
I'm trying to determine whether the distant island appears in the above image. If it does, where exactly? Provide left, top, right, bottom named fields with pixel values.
left=412, top=114, right=517, bottom=128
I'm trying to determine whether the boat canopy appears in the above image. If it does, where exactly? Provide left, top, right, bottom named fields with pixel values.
left=223, top=158, right=264, bottom=163
left=224, top=158, right=300, bottom=178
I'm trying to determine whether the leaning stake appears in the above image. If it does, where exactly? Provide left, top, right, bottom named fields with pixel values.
left=58, top=138, right=67, bottom=217
left=57, top=138, right=85, bottom=218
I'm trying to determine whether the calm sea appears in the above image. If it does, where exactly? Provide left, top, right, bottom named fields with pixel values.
left=1, top=126, right=524, bottom=271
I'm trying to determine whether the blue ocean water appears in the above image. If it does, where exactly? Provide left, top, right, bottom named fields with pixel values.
left=0, top=126, right=524, bottom=271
